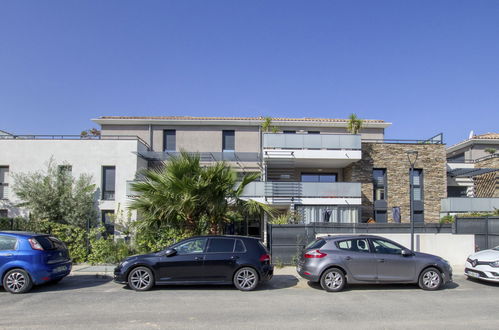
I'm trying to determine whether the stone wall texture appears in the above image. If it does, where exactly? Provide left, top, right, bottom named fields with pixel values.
left=345, top=143, right=447, bottom=223
left=474, top=156, right=499, bottom=197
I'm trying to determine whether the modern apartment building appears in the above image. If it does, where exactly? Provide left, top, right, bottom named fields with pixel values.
left=442, top=133, right=499, bottom=215
left=93, top=116, right=447, bottom=236
left=0, top=134, right=148, bottom=234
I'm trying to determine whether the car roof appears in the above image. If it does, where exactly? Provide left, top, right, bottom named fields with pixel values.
left=183, top=235, right=261, bottom=241
left=0, top=231, right=48, bottom=238
left=318, top=234, right=387, bottom=241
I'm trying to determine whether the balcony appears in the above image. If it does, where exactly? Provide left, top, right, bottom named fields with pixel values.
left=241, top=181, right=362, bottom=205
left=136, top=151, right=261, bottom=163
left=441, top=198, right=499, bottom=213
left=263, top=133, right=361, bottom=167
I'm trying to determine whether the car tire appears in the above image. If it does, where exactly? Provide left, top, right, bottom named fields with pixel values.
left=233, top=267, right=259, bottom=291
left=418, top=267, right=443, bottom=291
left=128, top=266, right=154, bottom=291
left=3, top=269, right=33, bottom=294
left=320, top=268, right=346, bottom=292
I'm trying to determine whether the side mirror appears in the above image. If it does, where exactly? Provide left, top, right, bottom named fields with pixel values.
left=164, top=248, right=177, bottom=257
left=401, top=249, right=414, bottom=257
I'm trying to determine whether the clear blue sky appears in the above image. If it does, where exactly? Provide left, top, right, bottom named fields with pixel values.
left=1, top=0, right=498, bottom=146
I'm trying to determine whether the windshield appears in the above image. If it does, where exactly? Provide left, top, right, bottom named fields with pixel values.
left=493, top=246, right=499, bottom=251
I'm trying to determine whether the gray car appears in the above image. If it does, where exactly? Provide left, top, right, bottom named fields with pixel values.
left=297, top=235, right=452, bottom=292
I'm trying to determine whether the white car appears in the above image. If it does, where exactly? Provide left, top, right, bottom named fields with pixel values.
left=465, top=246, right=499, bottom=283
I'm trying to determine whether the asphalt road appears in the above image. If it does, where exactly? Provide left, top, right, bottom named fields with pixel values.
left=1, top=268, right=498, bottom=329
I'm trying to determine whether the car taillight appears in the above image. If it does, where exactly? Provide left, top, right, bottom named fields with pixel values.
left=29, top=238, right=44, bottom=251
left=304, top=250, right=327, bottom=258
left=259, top=254, right=271, bottom=262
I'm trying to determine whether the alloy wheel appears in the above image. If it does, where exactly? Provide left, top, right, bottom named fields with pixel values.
left=129, top=268, right=153, bottom=291
left=3, top=269, right=32, bottom=294
left=422, top=270, right=441, bottom=289
left=324, top=271, right=343, bottom=290
left=234, top=268, right=258, bottom=291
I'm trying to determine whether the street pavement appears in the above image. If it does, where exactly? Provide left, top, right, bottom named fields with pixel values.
left=1, top=266, right=498, bottom=329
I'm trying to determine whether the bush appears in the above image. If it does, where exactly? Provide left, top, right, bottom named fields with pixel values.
left=134, top=223, right=189, bottom=253
left=440, top=215, right=454, bottom=224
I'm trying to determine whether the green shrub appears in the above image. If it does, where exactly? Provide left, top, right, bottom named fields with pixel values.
left=440, top=215, right=455, bottom=224
left=87, top=236, right=138, bottom=265
left=134, top=223, right=189, bottom=253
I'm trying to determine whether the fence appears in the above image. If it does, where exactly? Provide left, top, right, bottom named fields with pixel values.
left=453, top=216, right=499, bottom=251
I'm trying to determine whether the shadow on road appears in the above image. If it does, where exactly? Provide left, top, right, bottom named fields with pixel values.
left=465, top=276, right=499, bottom=288
left=25, top=274, right=113, bottom=293
left=118, top=274, right=298, bottom=292
left=307, top=280, right=459, bottom=292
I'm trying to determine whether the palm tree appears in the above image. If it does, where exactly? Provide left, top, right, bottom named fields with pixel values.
left=130, top=151, right=274, bottom=236
left=347, top=113, right=363, bottom=135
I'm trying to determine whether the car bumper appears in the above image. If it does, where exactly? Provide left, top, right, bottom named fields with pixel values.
left=465, top=262, right=499, bottom=282
left=31, top=261, right=72, bottom=285
left=260, top=264, right=274, bottom=282
left=113, top=266, right=127, bottom=284
left=296, top=265, right=320, bottom=282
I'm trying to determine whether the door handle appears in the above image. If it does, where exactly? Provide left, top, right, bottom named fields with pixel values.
left=230, top=256, right=240, bottom=260
left=194, top=256, right=204, bottom=261
left=378, top=259, right=385, bottom=263
left=345, top=256, right=352, bottom=261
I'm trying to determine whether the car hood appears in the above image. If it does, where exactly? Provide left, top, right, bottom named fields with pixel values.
left=413, top=251, right=442, bottom=261
left=469, top=249, right=499, bottom=261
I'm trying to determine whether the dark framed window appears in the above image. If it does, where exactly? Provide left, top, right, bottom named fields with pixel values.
left=412, top=169, right=423, bottom=201
left=207, top=238, right=235, bottom=253
left=283, top=130, right=296, bottom=134
left=448, top=186, right=467, bottom=198
left=0, top=166, right=9, bottom=200
left=102, top=166, right=116, bottom=200
left=222, top=130, right=235, bottom=151
left=336, top=239, right=370, bottom=253
left=174, top=238, right=207, bottom=254
left=373, top=169, right=387, bottom=201
left=101, top=210, right=115, bottom=237
left=163, top=130, right=176, bottom=152
left=308, top=131, right=320, bottom=134
left=301, top=173, right=337, bottom=183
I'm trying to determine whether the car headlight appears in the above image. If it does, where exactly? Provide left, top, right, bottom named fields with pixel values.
left=490, top=260, right=499, bottom=267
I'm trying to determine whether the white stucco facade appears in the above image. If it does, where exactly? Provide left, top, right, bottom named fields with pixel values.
left=0, top=137, right=148, bottom=223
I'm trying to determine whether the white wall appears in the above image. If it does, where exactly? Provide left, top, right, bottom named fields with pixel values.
left=0, top=139, right=147, bottom=223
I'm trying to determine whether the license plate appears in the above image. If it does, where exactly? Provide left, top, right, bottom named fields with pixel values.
left=467, top=270, right=480, bottom=277
left=53, top=266, right=67, bottom=273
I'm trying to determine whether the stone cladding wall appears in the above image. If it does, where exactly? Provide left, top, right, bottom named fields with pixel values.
left=344, top=143, right=447, bottom=223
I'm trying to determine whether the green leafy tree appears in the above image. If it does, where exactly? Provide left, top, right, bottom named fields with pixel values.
left=347, top=113, right=363, bottom=135
left=130, top=152, right=274, bottom=240
left=261, top=116, right=279, bottom=133
left=12, top=159, right=97, bottom=228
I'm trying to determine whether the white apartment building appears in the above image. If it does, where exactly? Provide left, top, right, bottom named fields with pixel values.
left=0, top=135, right=148, bottom=232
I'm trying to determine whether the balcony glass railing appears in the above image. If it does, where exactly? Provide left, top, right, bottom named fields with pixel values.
left=241, top=182, right=361, bottom=198
left=441, top=197, right=499, bottom=213
left=263, top=133, right=361, bottom=150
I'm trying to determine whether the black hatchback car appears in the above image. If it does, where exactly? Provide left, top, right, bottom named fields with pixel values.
left=114, top=235, right=274, bottom=291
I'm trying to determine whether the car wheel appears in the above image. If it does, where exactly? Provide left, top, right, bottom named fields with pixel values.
left=128, top=267, right=154, bottom=291
left=3, top=269, right=33, bottom=294
left=320, top=268, right=346, bottom=292
left=233, top=267, right=259, bottom=291
left=418, top=267, right=442, bottom=291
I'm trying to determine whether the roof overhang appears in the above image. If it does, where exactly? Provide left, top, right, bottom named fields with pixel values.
left=92, top=117, right=391, bottom=129
left=447, top=138, right=499, bottom=155
left=447, top=168, right=498, bottom=178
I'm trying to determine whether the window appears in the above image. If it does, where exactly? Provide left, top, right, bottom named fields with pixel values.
left=308, top=131, right=320, bottom=134
left=296, top=205, right=359, bottom=224
left=371, top=239, right=403, bottom=255
left=0, top=209, right=7, bottom=218
left=412, top=169, right=423, bottom=201
left=234, top=240, right=246, bottom=253
left=222, top=130, right=235, bottom=151
left=283, top=130, right=296, bottom=134
left=305, top=239, right=327, bottom=250
left=0, top=166, right=9, bottom=199
left=102, top=166, right=116, bottom=200
left=337, top=239, right=370, bottom=253
left=174, top=238, right=207, bottom=254
left=0, top=235, right=17, bottom=251
left=301, top=173, right=337, bottom=183
left=207, top=238, right=235, bottom=253
left=163, top=130, right=176, bottom=152
left=373, top=169, right=386, bottom=201
left=448, top=186, right=467, bottom=197
left=101, top=210, right=115, bottom=237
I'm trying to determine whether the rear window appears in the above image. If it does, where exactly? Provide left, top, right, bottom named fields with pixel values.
left=207, top=238, right=235, bottom=253
left=35, top=236, right=66, bottom=250
left=305, top=239, right=326, bottom=250
left=0, top=236, right=17, bottom=251
left=234, top=239, right=246, bottom=253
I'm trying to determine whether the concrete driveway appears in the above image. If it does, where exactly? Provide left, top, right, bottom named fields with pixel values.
left=0, top=266, right=498, bottom=329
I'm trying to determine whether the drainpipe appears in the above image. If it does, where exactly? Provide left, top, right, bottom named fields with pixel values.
left=148, top=124, right=153, bottom=151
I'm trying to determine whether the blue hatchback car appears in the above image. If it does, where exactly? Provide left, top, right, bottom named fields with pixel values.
left=0, top=231, right=72, bottom=294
